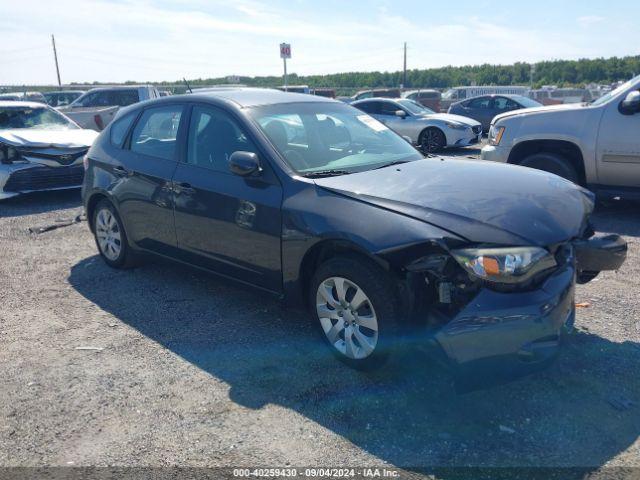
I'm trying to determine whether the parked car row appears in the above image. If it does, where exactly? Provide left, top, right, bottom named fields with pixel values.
left=78, top=88, right=626, bottom=389
left=1, top=82, right=635, bottom=389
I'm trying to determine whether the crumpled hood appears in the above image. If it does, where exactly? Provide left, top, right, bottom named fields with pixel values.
left=314, top=158, right=594, bottom=247
left=419, top=113, right=481, bottom=127
left=0, top=128, right=98, bottom=148
left=493, top=103, right=583, bottom=123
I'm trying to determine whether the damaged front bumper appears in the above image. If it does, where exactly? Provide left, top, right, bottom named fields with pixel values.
left=431, top=263, right=575, bottom=391
left=0, top=161, right=85, bottom=200
left=421, top=234, right=627, bottom=391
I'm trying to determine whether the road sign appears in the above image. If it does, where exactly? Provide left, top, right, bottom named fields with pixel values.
left=280, top=43, right=291, bottom=59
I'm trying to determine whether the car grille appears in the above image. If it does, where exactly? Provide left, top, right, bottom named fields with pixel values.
left=472, top=125, right=482, bottom=135
left=3, top=165, right=84, bottom=192
left=19, top=148, right=87, bottom=166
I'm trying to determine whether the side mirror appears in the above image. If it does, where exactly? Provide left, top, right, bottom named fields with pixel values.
left=619, top=91, right=640, bottom=115
left=395, top=110, right=407, bottom=118
left=402, top=135, right=413, bottom=144
left=229, top=151, right=261, bottom=177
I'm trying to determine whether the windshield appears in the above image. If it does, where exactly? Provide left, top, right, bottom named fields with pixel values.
left=442, top=89, right=456, bottom=100
left=248, top=102, right=423, bottom=175
left=0, top=106, right=78, bottom=130
left=397, top=99, right=435, bottom=115
left=591, top=75, right=640, bottom=106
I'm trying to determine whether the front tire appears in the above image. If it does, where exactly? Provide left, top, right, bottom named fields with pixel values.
left=518, top=152, right=580, bottom=184
left=419, top=127, right=446, bottom=153
left=309, top=256, right=401, bottom=370
left=92, top=199, right=138, bottom=269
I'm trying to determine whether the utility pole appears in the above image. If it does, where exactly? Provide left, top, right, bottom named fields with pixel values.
left=402, top=42, right=407, bottom=89
left=51, top=34, right=61, bottom=87
left=530, top=63, right=536, bottom=90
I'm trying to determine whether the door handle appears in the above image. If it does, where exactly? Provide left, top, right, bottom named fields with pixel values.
left=173, top=182, right=196, bottom=195
left=113, top=166, right=128, bottom=177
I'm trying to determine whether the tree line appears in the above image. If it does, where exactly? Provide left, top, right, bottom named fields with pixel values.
left=164, top=55, right=640, bottom=95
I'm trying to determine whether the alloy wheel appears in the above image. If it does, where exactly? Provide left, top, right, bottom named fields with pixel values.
left=95, top=207, right=122, bottom=261
left=316, top=276, right=379, bottom=360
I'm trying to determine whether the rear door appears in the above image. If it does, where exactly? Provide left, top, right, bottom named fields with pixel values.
left=171, top=104, right=283, bottom=291
left=116, top=103, right=185, bottom=255
left=464, top=96, right=493, bottom=131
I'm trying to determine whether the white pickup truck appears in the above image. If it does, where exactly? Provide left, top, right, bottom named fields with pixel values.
left=481, top=74, right=640, bottom=199
left=58, top=86, right=160, bottom=131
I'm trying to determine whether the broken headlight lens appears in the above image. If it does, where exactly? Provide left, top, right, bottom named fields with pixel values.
left=452, top=246, right=557, bottom=284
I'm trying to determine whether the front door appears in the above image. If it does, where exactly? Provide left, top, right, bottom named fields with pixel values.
left=172, top=105, right=283, bottom=291
left=116, top=104, right=185, bottom=255
left=596, top=87, right=640, bottom=188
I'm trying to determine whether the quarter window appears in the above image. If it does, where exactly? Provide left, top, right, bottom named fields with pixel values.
left=186, top=106, right=257, bottom=172
left=130, top=105, right=183, bottom=161
left=110, top=111, right=138, bottom=147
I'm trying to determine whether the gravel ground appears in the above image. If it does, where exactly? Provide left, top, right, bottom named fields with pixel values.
left=1, top=180, right=639, bottom=477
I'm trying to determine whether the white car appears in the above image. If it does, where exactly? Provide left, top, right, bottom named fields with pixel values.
left=0, top=101, right=98, bottom=200
left=481, top=74, right=640, bottom=198
left=351, top=98, right=482, bottom=152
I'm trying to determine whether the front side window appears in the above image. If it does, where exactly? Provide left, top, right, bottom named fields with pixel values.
left=0, top=106, right=77, bottom=130
left=186, top=106, right=257, bottom=172
left=130, top=105, right=183, bottom=160
left=493, top=97, right=518, bottom=110
left=249, top=102, right=422, bottom=176
left=379, top=101, right=402, bottom=116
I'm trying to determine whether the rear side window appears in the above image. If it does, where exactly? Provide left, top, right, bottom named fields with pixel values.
left=130, top=105, right=183, bottom=161
left=355, top=101, right=379, bottom=114
left=110, top=111, right=138, bottom=147
left=109, top=90, right=139, bottom=106
left=467, top=97, right=491, bottom=109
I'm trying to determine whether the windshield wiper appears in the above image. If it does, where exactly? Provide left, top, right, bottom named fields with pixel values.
left=372, top=160, right=412, bottom=170
left=302, top=169, right=351, bottom=178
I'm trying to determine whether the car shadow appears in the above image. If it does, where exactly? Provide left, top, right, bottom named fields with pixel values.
left=592, top=199, right=640, bottom=237
left=0, top=189, right=82, bottom=218
left=68, top=255, right=640, bottom=475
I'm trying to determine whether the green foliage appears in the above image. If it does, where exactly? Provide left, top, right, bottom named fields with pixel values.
left=170, top=55, right=640, bottom=95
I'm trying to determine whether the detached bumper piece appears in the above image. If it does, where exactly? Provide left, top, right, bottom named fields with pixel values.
left=432, top=265, right=575, bottom=392
left=3, top=164, right=84, bottom=193
left=574, top=234, right=627, bottom=283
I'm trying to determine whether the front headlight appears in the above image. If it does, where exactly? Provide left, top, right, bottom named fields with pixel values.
left=445, top=121, right=466, bottom=130
left=489, top=125, right=505, bottom=145
left=452, top=246, right=557, bottom=284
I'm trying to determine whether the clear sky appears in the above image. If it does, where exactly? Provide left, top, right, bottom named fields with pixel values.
left=1, top=0, right=639, bottom=85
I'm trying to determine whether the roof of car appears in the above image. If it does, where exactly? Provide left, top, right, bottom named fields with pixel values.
left=0, top=101, right=49, bottom=108
left=188, top=87, right=336, bottom=107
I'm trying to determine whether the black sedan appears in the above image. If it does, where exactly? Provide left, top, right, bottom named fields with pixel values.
left=448, top=94, right=542, bottom=133
left=82, top=89, right=626, bottom=388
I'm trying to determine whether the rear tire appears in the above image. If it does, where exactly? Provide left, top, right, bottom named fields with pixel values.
left=419, top=127, right=446, bottom=153
left=309, top=255, right=401, bottom=370
left=518, top=152, right=580, bottom=184
left=92, top=199, right=139, bottom=269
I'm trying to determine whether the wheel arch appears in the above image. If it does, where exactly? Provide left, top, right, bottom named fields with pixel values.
left=298, top=239, right=392, bottom=308
left=85, top=192, right=111, bottom=233
left=507, top=139, right=586, bottom=185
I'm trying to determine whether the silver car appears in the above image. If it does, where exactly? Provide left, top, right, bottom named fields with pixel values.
left=0, top=101, right=98, bottom=200
left=352, top=98, right=482, bottom=152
